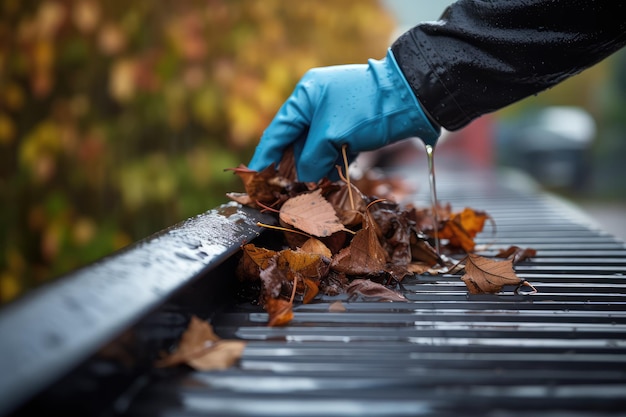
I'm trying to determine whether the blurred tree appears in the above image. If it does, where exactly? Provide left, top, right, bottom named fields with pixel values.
left=0, top=0, right=394, bottom=303
left=589, top=49, right=626, bottom=198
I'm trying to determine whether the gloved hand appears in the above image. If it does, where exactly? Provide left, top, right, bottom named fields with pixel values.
left=247, top=48, right=440, bottom=182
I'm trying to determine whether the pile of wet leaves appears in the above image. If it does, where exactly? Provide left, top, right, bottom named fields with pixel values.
left=223, top=150, right=537, bottom=327
left=155, top=151, right=539, bottom=372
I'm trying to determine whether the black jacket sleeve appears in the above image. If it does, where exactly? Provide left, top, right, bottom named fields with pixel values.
left=391, top=0, right=626, bottom=131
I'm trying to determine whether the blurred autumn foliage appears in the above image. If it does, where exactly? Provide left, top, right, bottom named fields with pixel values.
left=0, top=0, right=395, bottom=303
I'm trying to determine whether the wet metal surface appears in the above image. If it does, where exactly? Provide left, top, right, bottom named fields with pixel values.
left=3, top=169, right=626, bottom=416
left=0, top=202, right=274, bottom=417
left=124, top=169, right=626, bottom=417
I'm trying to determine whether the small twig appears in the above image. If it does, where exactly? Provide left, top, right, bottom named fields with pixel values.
left=341, top=145, right=355, bottom=211
left=516, top=280, right=538, bottom=295
left=255, top=200, right=280, bottom=213
left=289, top=272, right=298, bottom=304
left=366, top=198, right=387, bottom=210
left=256, top=222, right=312, bottom=238
left=448, top=255, right=468, bottom=275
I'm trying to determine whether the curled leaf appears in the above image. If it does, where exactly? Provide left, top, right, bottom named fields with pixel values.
left=226, top=164, right=286, bottom=208
left=461, top=254, right=536, bottom=294
left=495, top=245, right=537, bottom=264
left=266, top=297, right=294, bottom=327
left=439, top=208, right=491, bottom=252
left=346, top=279, right=407, bottom=302
left=155, top=316, right=246, bottom=370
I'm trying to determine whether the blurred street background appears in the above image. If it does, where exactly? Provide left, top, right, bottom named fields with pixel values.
left=1, top=0, right=624, bottom=304
left=382, top=0, right=626, bottom=241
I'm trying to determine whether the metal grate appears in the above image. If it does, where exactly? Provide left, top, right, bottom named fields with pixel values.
left=121, top=169, right=626, bottom=417
left=3, top=168, right=624, bottom=416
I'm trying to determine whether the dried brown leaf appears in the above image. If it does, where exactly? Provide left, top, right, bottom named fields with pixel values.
left=276, top=144, right=298, bottom=181
left=279, top=189, right=347, bottom=237
left=346, top=279, right=407, bottom=302
left=330, top=224, right=388, bottom=275
left=187, top=340, right=246, bottom=371
left=495, top=245, right=537, bottom=264
left=324, top=182, right=366, bottom=227
left=406, top=261, right=433, bottom=275
left=328, top=300, right=347, bottom=312
left=300, top=238, right=332, bottom=258
left=351, top=170, right=415, bottom=203
left=155, top=316, right=245, bottom=370
left=225, top=192, right=253, bottom=206
left=410, top=232, right=442, bottom=267
left=370, top=204, right=413, bottom=266
left=461, top=254, right=536, bottom=294
left=259, top=256, right=286, bottom=299
left=226, top=164, right=284, bottom=208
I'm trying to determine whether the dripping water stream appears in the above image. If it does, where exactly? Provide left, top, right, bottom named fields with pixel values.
left=425, top=144, right=440, bottom=255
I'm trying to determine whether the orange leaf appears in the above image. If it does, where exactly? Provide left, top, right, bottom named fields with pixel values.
left=279, top=189, right=346, bottom=237
left=278, top=248, right=329, bottom=281
left=237, top=244, right=278, bottom=281
left=439, top=208, right=490, bottom=252
left=300, top=237, right=332, bottom=258
left=302, top=278, right=319, bottom=304
left=242, top=243, right=277, bottom=269
left=439, top=218, right=475, bottom=252
left=455, top=207, right=489, bottom=237
left=265, top=297, right=294, bottom=326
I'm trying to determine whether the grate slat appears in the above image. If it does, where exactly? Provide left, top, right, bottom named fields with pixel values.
left=122, top=169, right=626, bottom=417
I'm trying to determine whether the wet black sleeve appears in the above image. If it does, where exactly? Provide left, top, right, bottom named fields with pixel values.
left=391, top=0, right=626, bottom=131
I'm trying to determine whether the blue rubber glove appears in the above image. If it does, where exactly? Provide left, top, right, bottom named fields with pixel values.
left=248, top=49, right=440, bottom=182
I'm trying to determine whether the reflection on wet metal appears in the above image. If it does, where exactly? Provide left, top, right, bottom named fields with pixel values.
left=131, top=169, right=625, bottom=417
left=3, top=170, right=626, bottom=417
left=0, top=202, right=275, bottom=417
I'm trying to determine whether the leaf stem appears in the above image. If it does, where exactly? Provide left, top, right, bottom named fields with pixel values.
left=449, top=255, right=468, bottom=275
left=341, top=145, right=355, bottom=211
left=366, top=198, right=387, bottom=210
left=289, top=273, right=298, bottom=304
left=518, top=280, right=538, bottom=294
left=256, top=222, right=312, bottom=238
left=256, top=200, right=280, bottom=213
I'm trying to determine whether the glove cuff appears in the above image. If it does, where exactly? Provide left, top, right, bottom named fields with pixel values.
left=386, top=48, right=440, bottom=146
